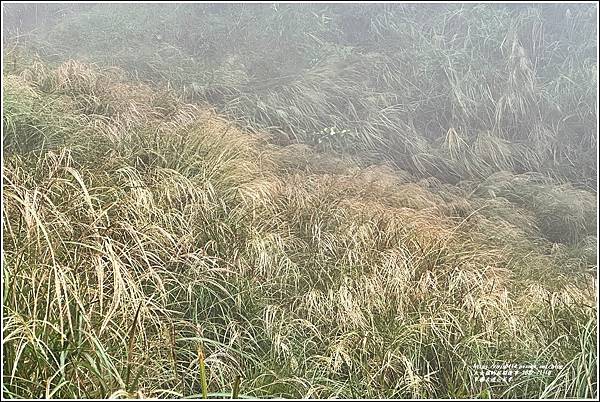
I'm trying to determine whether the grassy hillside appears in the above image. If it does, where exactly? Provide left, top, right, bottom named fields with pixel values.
left=8, top=3, right=597, bottom=187
left=2, top=3, right=598, bottom=399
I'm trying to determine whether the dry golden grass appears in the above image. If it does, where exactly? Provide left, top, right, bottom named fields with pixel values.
left=2, top=57, right=597, bottom=400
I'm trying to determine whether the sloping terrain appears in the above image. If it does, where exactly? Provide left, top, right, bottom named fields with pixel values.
left=2, top=58, right=596, bottom=400
left=1, top=2, right=598, bottom=399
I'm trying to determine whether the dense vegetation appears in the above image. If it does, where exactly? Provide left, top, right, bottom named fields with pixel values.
left=2, top=3, right=597, bottom=399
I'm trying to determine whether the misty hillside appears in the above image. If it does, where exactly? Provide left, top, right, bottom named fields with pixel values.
left=2, top=3, right=598, bottom=399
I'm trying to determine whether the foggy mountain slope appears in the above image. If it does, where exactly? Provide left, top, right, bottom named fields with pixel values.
left=1, top=2, right=598, bottom=400
left=2, top=58, right=596, bottom=400
left=4, top=3, right=597, bottom=187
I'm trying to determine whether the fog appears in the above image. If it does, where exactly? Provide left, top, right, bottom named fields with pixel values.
left=2, top=2, right=598, bottom=400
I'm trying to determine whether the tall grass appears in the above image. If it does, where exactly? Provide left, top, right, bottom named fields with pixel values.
left=8, top=3, right=595, bottom=188
left=2, top=59, right=596, bottom=399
